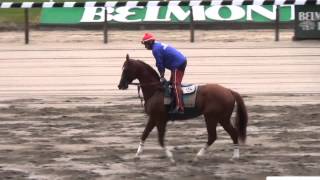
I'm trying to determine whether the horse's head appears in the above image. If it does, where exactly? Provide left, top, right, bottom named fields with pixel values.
left=118, top=54, right=138, bottom=90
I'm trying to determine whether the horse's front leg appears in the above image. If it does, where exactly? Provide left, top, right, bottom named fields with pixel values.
left=135, top=119, right=156, bottom=159
left=157, top=118, right=175, bottom=164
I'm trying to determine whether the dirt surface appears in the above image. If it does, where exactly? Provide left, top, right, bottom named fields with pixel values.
left=0, top=29, right=295, bottom=44
left=0, top=29, right=319, bottom=179
left=0, top=96, right=319, bottom=180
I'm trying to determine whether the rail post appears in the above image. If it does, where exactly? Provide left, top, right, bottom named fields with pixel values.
left=190, top=7, right=195, bottom=43
left=24, top=9, right=29, bottom=44
left=275, top=5, right=280, bottom=41
left=104, top=7, right=108, bottom=44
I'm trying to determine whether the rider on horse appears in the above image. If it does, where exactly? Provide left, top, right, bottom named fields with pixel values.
left=141, top=33, right=187, bottom=114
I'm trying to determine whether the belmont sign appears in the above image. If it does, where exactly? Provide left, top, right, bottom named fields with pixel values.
left=41, top=5, right=294, bottom=24
left=294, top=5, right=320, bottom=39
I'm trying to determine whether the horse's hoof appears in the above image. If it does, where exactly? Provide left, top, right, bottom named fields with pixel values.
left=134, top=155, right=141, bottom=161
left=193, top=156, right=199, bottom=162
left=230, top=156, right=240, bottom=161
left=193, top=155, right=204, bottom=163
left=191, top=158, right=202, bottom=165
left=193, top=154, right=204, bottom=162
left=170, top=159, right=176, bottom=165
left=232, top=154, right=240, bottom=159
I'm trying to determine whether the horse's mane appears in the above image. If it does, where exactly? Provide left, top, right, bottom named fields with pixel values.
left=134, top=59, right=160, bottom=80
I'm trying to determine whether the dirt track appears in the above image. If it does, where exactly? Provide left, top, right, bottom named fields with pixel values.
left=0, top=29, right=319, bottom=180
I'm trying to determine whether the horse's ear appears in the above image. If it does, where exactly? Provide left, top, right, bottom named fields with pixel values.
left=126, top=54, right=130, bottom=61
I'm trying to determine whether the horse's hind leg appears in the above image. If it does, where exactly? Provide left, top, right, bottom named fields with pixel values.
left=220, top=118, right=240, bottom=159
left=157, top=118, right=175, bottom=163
left=195, top=114, right=218, bottom=160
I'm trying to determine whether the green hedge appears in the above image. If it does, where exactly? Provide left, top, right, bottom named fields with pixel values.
left=0, top=9, right=41, bottom=24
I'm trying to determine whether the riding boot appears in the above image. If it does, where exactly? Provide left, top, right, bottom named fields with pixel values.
left=169, top=106, right=184, bottom=114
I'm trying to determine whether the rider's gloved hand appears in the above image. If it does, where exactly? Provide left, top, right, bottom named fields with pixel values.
left=160, top=77, right=166, bottom=84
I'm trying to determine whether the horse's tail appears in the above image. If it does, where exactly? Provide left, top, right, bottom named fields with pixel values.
left=231, top=90, right=248, bottom=143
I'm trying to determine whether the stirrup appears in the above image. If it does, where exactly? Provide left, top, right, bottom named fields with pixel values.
left=169, top=107, right=184, bottom=114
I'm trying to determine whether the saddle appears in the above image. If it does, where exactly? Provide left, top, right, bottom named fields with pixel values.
left=163, top=81, right=201, bottom=120
left=164, top=83, right=197, bottom=107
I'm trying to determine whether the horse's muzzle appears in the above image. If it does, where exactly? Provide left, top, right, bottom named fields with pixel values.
left=118, top=83, right=128, bottom=90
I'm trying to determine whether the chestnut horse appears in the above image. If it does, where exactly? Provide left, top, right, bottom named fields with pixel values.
left=118, top=54, right=248, bottom=163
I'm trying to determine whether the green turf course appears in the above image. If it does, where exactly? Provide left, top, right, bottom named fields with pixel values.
left=0, top=0, right=140, bottom=25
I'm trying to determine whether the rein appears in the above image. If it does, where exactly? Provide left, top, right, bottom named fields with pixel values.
left=129, top=81, right=162, bottom=107
left=129, top=83, right=143, bottom=107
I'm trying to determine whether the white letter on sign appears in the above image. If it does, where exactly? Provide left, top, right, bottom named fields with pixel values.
left=205, top=6, right=245, bottom=21
left=113, top=7, right=143, bottom=22
left=144, top=6, right=166, bottom=21
left=192, top=6, right=206, bottom=21
left=247, top=5, right=276, bottom=21
left=81, top=7, right=114, bottom=22
left=165, top=6, right=190, bottom=21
